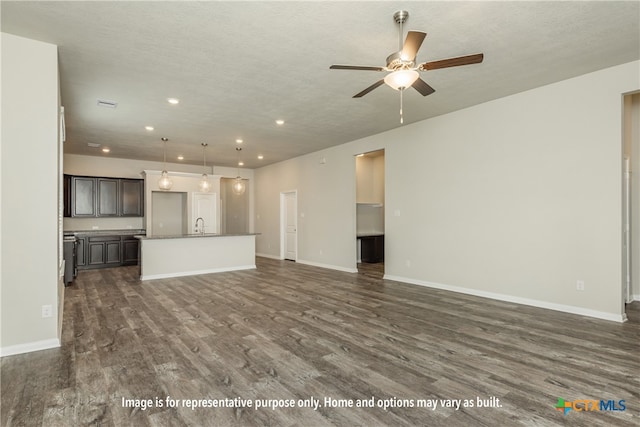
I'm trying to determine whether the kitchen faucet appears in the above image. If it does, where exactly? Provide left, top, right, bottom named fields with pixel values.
left=195, top=217, right=205, bottom=235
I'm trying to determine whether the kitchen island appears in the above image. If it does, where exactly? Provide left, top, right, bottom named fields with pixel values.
left=135, top=233, right=258, bottom=280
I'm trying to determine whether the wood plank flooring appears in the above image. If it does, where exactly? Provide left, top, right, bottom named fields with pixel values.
left=2, top=258, right=639, bottom=426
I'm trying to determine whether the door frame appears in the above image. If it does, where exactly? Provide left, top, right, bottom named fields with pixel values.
left=280, top=190, right=298, bottom=261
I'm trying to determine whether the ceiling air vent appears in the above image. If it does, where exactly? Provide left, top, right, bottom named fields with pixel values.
left=97, top=99, right=117, bottom=108
left=87, top=143, right=101, bottom=148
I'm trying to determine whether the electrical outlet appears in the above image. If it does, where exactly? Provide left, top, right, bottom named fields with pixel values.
left=576, top=280, right=585, bottom=291
left=405, top=259, right=411, bottom=267
left=41, top=305, right=53, bottom=318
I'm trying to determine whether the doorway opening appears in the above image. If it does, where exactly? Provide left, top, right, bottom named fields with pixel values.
left=280, top=190, right=297, bottom=261
left=355, top=149, right=385, bottom=277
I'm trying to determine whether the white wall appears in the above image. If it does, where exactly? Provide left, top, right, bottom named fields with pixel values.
left=255, top=145, right=359, bottom=272
left=254, top=61, right=640, bottom=321
left=1, top=33, right=60, bottom=355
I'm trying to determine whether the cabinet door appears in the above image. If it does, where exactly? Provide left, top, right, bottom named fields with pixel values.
left=122, top=238, right=139, bottom=265
left=97, top=178, right=119, bottom=216
left=72, top=177, right=96, bottom=217
left=120, top=179, right=143, bottom=216
left=63, top=175, right=72, bottom=217
left=88, top=242, right=105, bottom=265
left=105, top=241, right=122, bottom=264
left=76, top=237, right=86, bottom=267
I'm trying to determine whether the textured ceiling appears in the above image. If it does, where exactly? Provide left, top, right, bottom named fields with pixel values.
left=2, top=1, right=639, bottom=169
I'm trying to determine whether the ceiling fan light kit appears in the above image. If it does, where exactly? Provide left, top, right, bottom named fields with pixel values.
left=330, top=10, right=484, bottom=123
left=384, top=69, right=419, bottom=91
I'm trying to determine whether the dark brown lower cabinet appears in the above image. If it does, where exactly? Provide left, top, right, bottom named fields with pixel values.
left=77, top=234, right=139, bottom=270
left=88, top=236, right=121, bottom=266
left=360, top=235, right=384, bottom=263
left=76, top=236, right=86, bottom=267
left=122, top=237, right=139, bottom=265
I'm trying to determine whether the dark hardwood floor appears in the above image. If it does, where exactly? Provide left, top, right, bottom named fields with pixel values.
left=2, top=258, right=639, bottom=426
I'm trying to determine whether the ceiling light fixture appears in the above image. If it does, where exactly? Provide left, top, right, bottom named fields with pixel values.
left=236, top=139, right=243, bottom=144
left=383, top=69, right=419, bottom=91
left=167, top=98, right=179, bottom=105
left=102, top=147, right=110, bottom=153
left=257, top=155, right=264, bottom=160
left=384, top=69, right=419, bottom=124
left=177, top=155, right=184, bottom=160
left=199, top=143, right=211, bottom=192
left=158, top=137, right=173, bottom=191
left=145, top=126, right=154, bottom=131
left=275, top=119, right=285, bottom=125
left=232, top=147, right=246, bottom=195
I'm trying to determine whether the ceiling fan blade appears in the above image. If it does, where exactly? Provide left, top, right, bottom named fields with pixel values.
left=401, top=31, right=427, bottom=60
left=353, top=80, right=385, bottom=98
left=419, top=53, right=484, bottom=71
left=330, top=65, right=385, bottom=71
left=412, top=78, right=436, bottom=96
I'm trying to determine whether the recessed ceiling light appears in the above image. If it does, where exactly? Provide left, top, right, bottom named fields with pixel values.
left=145, top=126, right=154, bottom=131
left=275, top=119, right=285, bottom=125
left=257, top=155, right=264, bottom=160
left=102, top=147, right=110, bottom=153
left=236, top=139, right=243, bottom=144
left=177, top=155, right=184, bottom=160
left=238, top=161, right=244, bottom=166
left=167, top=98, right=179, bottom=105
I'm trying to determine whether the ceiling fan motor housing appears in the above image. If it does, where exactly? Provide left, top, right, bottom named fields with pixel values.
left=386, top=51, right=415, bottom=71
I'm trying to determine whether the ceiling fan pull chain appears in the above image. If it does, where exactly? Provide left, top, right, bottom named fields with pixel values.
left=400, top=89, right=404, bottom=124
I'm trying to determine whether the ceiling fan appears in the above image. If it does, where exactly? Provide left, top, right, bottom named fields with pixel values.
left=330, top=10, right=484, bottom=122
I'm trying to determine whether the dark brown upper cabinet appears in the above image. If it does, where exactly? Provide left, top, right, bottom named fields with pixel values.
left=97, top=178, right=119, bottom=217
left=64, top=175, right=144, bottom=218
left=71, top=176, right=96, bottom=217
left=120, top=179, right=144, bottom=217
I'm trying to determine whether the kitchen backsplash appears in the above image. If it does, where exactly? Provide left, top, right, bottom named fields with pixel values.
left=63, top=217, right=144, bottom=231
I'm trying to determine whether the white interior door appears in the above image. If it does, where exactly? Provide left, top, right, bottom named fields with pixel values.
left=282, top=191, right=297, bottom=261
left=193, top=192, right=217, bottom=234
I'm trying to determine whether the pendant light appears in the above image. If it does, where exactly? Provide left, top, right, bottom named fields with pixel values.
left=232, top=147, right=246, bottom=195
left=158, top=137, right=173, bottom=190
left=199, top=143, right=211, bottom=192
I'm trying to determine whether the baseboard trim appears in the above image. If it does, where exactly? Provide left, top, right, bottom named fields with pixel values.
left=383, top=274, right=625, bottom=323
left=256, top=253, right=282, bottom=260
left=1, top=338, right=60, bottom=357
left=297, top=259, right=358, bottom=274
left=141, top=265, right=256, bottom=281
